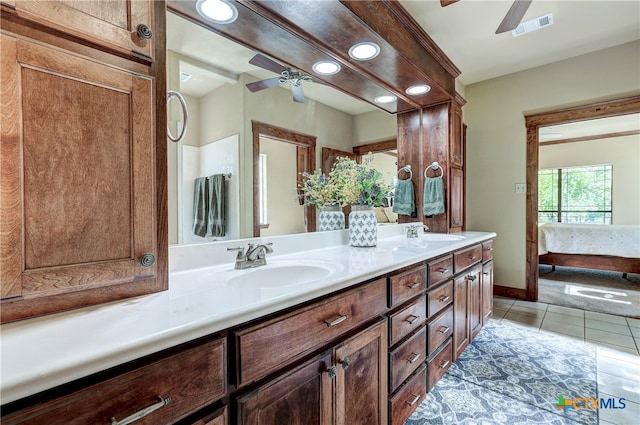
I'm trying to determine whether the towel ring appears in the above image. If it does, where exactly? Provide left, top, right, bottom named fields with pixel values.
left=397, top=165, right=412, bottom=180
left=167, top=90, right=188, bottom=143
left=424, top=161, right=443, bottom=178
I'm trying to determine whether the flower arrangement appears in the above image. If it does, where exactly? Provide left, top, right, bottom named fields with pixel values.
left=301, top=157, right=392, bottom=208
left=330, top=157, right=391, bottom=207
left=300, top=169, right=339, bottom=208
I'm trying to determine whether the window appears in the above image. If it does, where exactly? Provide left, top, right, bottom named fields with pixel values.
left=258, top=153, right=268, bottom=227
left=538, top=165, right=612, bottom=224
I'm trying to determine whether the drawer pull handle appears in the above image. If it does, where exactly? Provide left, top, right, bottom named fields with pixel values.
left=324, top=314, right=348, bottom=327
left=439, top=360, right=450, bottom=369
left=110, top=396, right=171, bottom=425
left=407, top=281, right=422, bottom=289
left=487, top=247, right=494, bottom=252
left=483, top=272, right=490, bottom=276
left=406, top=393, right=421, bottom=406
left=405, top=314, right=420, bottom=325
left=407, top=352, right=421, bottom=364
left=438, top=267, right=449, bottom=274
left=466, top=274, right=478, bottom=281
left=339, top=357, right=350, bottom=370
left=439, top=326, right=450, bottom=334
left=469, top=254, right=476, bottom=260
left=326, top=366, right=337, bottom=379
left=438, top=295, right=451, bottom=303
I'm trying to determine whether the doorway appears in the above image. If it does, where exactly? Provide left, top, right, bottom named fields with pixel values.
left=523, top=96, right=640, bottom=301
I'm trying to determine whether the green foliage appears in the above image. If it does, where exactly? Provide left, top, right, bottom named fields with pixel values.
left=330, top=157, right=391, bottom=206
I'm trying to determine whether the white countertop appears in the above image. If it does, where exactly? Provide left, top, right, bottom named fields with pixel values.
left=0, top=227, right=495, bottom=404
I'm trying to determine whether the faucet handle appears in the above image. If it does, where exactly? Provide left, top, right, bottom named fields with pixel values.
left=227, top=246, right=245, bottom=259
left=263, top=242, right=274, bottom=253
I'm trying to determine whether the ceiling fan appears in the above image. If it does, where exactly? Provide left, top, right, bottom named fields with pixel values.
left=441, top=0, right=533, bottom=34
left=245, top=53, right=313, bottom=103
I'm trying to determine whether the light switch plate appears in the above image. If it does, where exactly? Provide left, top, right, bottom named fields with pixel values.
left=515, top=183, right=526, bottom=194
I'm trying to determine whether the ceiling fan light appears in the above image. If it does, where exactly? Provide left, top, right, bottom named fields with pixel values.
left=405, top=84, right=431, bottom=95
left=196, top=0, right=238, bottom=24
left=374, top=95, right=396, bottom=104
left=348, top=42, right=380, bottom=60
left=312, top=60, right=341, bottom=75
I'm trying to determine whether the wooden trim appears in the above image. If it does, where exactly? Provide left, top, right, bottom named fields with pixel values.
left=352, top=139, right=397, bottom=156
left=539, top=129, right=639, bottom=146
left=493, top=285, right=527, bottom=301
left=251, top=121, right=316, bottom=237
left=524, top=95, right=640, bottom=302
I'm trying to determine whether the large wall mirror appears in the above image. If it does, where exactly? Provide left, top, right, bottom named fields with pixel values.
left=166, top=9, right=397, bottom=245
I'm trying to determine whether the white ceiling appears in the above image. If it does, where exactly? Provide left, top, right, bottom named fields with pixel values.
left=400, top=0, right=640, bottom=86
left=166, top=0, right=639, bottom=128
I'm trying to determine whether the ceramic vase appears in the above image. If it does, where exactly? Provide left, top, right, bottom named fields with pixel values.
left=348, top=205, right=377, bottom=247
left=318, top=204, right=345, bottom=232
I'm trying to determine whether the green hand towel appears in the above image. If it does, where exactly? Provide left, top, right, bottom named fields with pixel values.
left=423, top=176, right=445, bottom=216
left=392, top=179, right=415, bottom=215
left=192, top=177, right=208, bottom=237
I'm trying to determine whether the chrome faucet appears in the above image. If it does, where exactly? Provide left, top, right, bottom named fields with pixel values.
left=227, top=243, right=273, bottom=269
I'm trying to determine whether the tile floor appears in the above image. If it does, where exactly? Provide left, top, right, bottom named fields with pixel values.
left=493, top=296, right=640, bottom=425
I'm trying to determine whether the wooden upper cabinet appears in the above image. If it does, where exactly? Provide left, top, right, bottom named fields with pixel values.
left=450, top=102, right=463, bottom=169
left=1, top=34, right=161, bottom=322
left=449, top=167, right=464, bottom=230
left=6, top=0, right=154, bottom=62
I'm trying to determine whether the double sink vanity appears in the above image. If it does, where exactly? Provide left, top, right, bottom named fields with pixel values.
left=1, top=224, right=495, bottom=425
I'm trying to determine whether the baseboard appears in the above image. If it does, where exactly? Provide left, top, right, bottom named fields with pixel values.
left=493, top=285, right=528, bottom=300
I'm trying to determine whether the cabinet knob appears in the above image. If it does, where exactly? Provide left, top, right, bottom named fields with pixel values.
left=139, top=252, right=156, bottom=267
left=452, top=220, right=460, bottom=225
left=339, top=357, right=350, bottom=370
left=326, top=366, right=337, bottom=379
left=136, top=24, right=153, bottom=40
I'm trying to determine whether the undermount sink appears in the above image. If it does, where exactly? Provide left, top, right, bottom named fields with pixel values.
left=226, top=259, right=341, bottom=288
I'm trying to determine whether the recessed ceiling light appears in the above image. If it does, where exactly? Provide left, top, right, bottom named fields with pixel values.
left=196, top=0, right=238, bottom=24
left=348, top=42, right=380, bottom=61
left=374, top=95, right=396, bottom=104
left=405, top=84, right=431, bottom=95
left=312, top=60, right=341, bottom=75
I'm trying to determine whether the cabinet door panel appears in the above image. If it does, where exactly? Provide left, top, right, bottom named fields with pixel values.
left=1, top=35, right=158, bottom=322
left=237, top=353, right=332, bottom=425
left=449, top=167, right=463, bottom=229
left=453, top=274, right=469, bottom=360
left=335, top=319, right=388, bottom=425
left=12, top=0, right=154, bottom=60
left=482, top=261, right=494, bottom=325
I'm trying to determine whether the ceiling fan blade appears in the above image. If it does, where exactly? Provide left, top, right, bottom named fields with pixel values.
left=249, top=53, right=287, bottom=75
left=291, top=84, right=305, bottom=103
left=440, top=0, right=459, bottom=6
left=496, top=0, right=533, bottom=34
left=246, top=77, right=282, bottom=93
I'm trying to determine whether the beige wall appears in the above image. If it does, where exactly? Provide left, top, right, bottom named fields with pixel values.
left=463, top=40, right=640, bottom=290
left=353, top=109, right=397, bottom=145
left=539, top=135, right=640, bottom=225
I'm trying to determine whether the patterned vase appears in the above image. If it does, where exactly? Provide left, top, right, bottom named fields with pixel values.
left=348, top=205, right=377, bottom=247
left=318, top=204, right=345, bottom=232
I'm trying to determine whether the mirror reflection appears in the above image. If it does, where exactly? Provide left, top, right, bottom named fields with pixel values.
left=166, top=11, right=397, bottom=244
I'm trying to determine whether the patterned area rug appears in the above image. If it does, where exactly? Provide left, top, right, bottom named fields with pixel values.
left=405, top=320, right=597, bottom=425
left=539, top=266, right=640, bottom=318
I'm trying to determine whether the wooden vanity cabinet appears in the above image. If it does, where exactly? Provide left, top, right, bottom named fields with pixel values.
left=0, top=1, right=166, bottom=323
left=237, top=318, right=388, bottom=425
left=2, top=337, right=227, bottom=425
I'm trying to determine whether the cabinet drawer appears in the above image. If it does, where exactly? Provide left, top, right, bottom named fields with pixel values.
left=2, top=338, right=227, bottom=425
left=389, top=365, right=427, bottom=425
left=427, top=338, right=452, bottom=392
left=482, top=240, right=494, bottom=263
left=235, top=278, right=387, bottom=386
left=388, top=265, right=426, bottom=308
left=389, top=295, right=427, bottom=346
left=427, top=280, right=453, bottom=318
left=389, top=326, right=427, bottom=392
left=427, top=306, right=453, bottom=355
left=427, top=255, right=453, bottom=287
left=453, top=244, right=482, bottom=272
